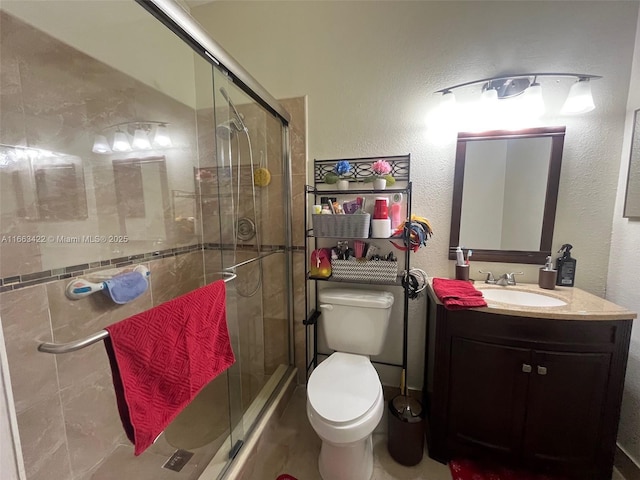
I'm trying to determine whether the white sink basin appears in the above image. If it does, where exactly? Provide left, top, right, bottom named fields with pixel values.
left=479, top=288, right=567, bottom=307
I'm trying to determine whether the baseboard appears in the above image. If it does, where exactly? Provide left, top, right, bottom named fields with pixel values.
left=615, top=445, right=640, bottom=480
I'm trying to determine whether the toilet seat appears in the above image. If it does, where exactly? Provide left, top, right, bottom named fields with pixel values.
left=308, top=352, right=380, bottom=425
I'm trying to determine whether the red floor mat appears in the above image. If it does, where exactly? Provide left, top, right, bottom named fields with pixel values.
left=276, top=475, right=298, bottom=480
left=449, top=458, right=566, bottom=480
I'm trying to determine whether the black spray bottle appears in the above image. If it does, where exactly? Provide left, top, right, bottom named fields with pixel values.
left=555, top=244, right=577, bottom=287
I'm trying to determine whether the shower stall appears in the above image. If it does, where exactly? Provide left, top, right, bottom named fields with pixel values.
left=0, top=1, right=294, bottom=479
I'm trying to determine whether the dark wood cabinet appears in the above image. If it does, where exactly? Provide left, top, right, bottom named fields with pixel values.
left=424, top=287, right=633, bottom=480
left=448, top=338, right=530, bottom=459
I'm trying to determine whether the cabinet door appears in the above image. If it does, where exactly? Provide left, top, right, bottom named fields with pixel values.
left=447, top=337, right=530, bottom=459
left=523, top=350, right=611, bottom=473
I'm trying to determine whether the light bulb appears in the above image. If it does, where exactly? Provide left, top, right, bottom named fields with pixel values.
left=438, top=91, right=457, bottom=125
left=427, top=91, right=458, bottom=142
left=112, top=131, right=132, bottom=152
left=481, top=88, right=498, bottom=103
left=561, top=78, right=595, bottom=115
left=153, top=124, right=172, bottom=148
left=132, top=128, right=151, bottom=150
left=522, top=83, right=545, bottom=118
left=92, top=135, right=112, bottom=154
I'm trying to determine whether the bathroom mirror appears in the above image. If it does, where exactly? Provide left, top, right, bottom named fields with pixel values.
left=0, top=145, right=88, bottom=222
left=623, top=109, right=640, bottom=218
left=112, top=156, right=172, bottom=243
left=34, top=163, right=88, bottom=221
left=449, top=126, right=565, bottom=264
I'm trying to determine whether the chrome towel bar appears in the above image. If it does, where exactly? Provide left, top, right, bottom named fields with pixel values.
left=37, top=273, right=237, bottom=355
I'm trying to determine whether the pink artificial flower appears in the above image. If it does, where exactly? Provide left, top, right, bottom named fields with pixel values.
left=371, top=160, right=392, bottom=176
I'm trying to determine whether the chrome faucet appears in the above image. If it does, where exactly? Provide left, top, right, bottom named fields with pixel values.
left=479, top=271, right=524, bottom=286
left=479, top=270, right=496, bottom=284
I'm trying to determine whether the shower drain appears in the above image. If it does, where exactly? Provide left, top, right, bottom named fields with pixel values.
left=162, top=449, right=194, bottom=472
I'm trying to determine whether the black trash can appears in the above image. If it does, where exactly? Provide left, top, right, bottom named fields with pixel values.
left=387, top=395, right=424, bottom=466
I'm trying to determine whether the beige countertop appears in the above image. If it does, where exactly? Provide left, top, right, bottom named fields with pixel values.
left=429, top=281, right=637, bottom=321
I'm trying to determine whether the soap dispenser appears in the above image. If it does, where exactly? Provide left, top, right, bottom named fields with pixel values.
left=555, top=244, right=577, bottom=287
left=538, top=255, right=557, bottom=290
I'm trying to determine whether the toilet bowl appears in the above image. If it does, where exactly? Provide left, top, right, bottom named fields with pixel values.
left=307, top=352, right=384, bottom=480
left=307, top=288, right=393, bottom=480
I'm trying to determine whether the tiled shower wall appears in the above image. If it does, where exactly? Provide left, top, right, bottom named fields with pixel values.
left=0, top=252, right=208, bottom=480
left=0, top=11, right=307, bottom=480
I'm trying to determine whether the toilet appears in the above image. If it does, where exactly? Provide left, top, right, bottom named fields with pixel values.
left=307, top=288, right=394, bottom=480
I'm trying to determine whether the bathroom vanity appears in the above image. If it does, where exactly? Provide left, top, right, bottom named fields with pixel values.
left=423, top=283, right=636, bottom=480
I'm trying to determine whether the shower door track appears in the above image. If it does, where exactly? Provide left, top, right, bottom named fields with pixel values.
left=224, top=249, right=285, bottom=271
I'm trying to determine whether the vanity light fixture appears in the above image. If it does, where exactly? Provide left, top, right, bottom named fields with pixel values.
left=91, top=135, right=112, bottom=154
left=92, top=121, right=172, bottom=155
left=434, top=90, right=458, bottom=127
left=132, top=128, right=152, bottom=150
left=152, top=124, right=173, bottom=148
left=112, top=130, right=132, bottom=152
left=433, top=73, right=601, bottom=127
left=0, top=143, right=65, bottom=168
left=561, top=77, right=596, bottom=115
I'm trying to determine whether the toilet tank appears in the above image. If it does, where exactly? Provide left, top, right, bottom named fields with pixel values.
left=318, top=288, right=394, bottom=356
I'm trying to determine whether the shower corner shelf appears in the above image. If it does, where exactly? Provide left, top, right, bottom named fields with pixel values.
left=303, top=154, right=412, bottom=381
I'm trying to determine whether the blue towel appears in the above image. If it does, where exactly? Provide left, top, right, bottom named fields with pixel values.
left=103, top=272, right=149, bottom=304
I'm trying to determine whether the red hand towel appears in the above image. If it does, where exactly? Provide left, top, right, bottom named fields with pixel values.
left=432, top=277, right=487, bottom=310
left=104, top=280, right=235, bottom=455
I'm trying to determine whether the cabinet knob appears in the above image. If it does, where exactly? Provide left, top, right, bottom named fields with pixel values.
left=522, top=363, right=532, bottom=373
left=537, top=366, right=548, bottom=375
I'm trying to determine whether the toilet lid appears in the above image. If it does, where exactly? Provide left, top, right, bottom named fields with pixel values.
left=308, top=352, right=380, bottom=424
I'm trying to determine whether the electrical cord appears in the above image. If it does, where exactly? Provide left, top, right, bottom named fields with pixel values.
left=403, top=268, right=429, bottom=299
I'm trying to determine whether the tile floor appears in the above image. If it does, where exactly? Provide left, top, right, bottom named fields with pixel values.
left=240, top=386, right=627, bottom=480
left=241, top=386, right=450, bottom=480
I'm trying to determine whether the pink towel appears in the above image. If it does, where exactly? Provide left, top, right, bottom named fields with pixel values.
left=432, top=277, right=487, bottom=310
left=104, top=280, right=235, bottom=455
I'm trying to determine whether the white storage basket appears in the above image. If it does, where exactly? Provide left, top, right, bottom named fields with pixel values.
left=312, top=213, right=370, bottom=238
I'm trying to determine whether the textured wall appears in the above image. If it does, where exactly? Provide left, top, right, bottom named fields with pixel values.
left=193, top=0, right=639, bottom=390
left=607, top=11, right=640, bottom=467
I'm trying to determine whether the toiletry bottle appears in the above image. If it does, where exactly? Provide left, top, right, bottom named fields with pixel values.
left=555, top=244, right=576, bottom=286
left=455, top=246, right=465, bottom=266
left=539, top=255, right=557, bottom=289
left=390, top=193, right=402, bottom=229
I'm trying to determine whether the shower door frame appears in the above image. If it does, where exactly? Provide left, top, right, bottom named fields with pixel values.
left=136, top=0, right=291, bottom=125
left=135, top=0, right=296, bottom=473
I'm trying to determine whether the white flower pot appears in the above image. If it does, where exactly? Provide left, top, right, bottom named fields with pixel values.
left=373, top=178, right=387, bottom=190
left=337, top=179, right=349, bottom=191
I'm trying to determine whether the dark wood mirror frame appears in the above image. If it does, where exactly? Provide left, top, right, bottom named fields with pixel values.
left=448, top=126, right=566, bottom=264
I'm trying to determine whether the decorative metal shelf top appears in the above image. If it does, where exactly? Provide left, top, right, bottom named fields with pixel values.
left=307, top=186, right=410, bottom=195
left=313, top=154, right=410, bottom=185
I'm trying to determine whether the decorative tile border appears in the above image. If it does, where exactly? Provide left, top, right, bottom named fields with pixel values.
left=0, top=243, right=288, bottom=292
